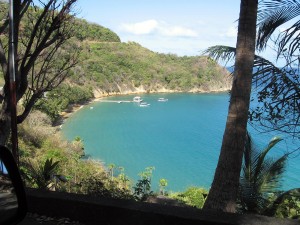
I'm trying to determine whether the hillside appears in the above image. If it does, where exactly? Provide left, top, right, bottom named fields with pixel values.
left=35, top=19, right=232, bottom=121
left=0, top=2, right=231, bottom=95
left=0, top=2, right=232, bottom=121
left=70, top=40, right=231, bottom=98
left=73, top=18, right=121, bottom=42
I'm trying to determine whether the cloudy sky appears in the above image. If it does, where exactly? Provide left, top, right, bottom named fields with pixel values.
left=77, top=0, right=241, bottom=57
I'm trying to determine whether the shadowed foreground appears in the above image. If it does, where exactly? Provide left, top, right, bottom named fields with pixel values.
left=22, top=189, right=299, bottom=225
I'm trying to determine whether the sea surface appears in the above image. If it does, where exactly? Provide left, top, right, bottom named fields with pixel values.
left=61, top=93, right=299, bottom=192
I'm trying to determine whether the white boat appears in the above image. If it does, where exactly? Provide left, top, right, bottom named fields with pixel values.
left=133, top=96, right=143, bottom=102
left=158, top=98, right=168, bottom=102
left=139, top=102, right=150, bottom=107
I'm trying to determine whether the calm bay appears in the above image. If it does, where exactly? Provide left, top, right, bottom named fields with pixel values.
left=61, top=93, right=299, bottom=192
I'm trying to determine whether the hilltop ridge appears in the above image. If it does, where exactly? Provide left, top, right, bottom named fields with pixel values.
left=69, top=39, right=231, bottom=98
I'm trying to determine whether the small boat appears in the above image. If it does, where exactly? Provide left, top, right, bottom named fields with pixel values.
left=133, top=96, right=143, bottom=102
left=139, top=102, right=150, bottom=107
left=158, top=98, right=168, bottom=102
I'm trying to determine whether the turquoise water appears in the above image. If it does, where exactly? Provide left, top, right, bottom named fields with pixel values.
left=62, top=93, right=300, bottom=192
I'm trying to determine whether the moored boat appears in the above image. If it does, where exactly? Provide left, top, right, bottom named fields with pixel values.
left=133, top=96, right=143, bottom=102
left=158, top=98, right=168, bottom=102
left=139, top=102, right=150, bottom=107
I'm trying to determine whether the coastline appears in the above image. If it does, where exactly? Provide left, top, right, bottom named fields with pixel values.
left=57, top=87, right=231, bottom=126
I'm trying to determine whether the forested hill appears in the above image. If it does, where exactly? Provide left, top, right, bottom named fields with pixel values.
left=0, top=2, right=232, bottom=121
left=68, top=29, right=231, bottom=97
left=0, top=3, right=231, bottom=96
left=73, top=19, right=121, bottom=42
left=39, top=18, right=232, bottom=121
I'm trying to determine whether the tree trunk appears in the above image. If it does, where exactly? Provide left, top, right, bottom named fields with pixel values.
left=203, top=0, right=258, bottom=212
left=0, top=102, right=11, bottom=146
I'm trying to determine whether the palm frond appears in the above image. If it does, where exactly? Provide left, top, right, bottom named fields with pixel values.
left=257, top=0, right=300, bottom=50
left=276, top=20, right=300, bottom=56
left=202, top=45, right=236, bottom=65
left=43, top=158, right=60, bottom=180
left=250, top=56, right=300, bottom=136
left=259, top=154, right=287, bottom=193
left=240, top=133, right=287, bottom=213
left=243, top=132, right=253, bottom=179
left=253, top=136, right=282, bottom=180
left=243, top=133, right=261, bottom=182
left=204, top=44, right=300, bottom=137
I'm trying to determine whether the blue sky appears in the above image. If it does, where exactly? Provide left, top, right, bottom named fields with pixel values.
left=77, top=0, right=241, bottom=56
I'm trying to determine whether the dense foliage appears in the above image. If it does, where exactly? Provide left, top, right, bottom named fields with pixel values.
left=71, top=41, right=230, bottom=94
left=18, top=110, right=132, bottom=198
left=17, top=110, right=300, bottom=218
left=73, top=19, right=120, bottom=42
left=14, top=8, right=231, bottom=122
left=239, top=133, right=287, bottom=214
left=35, top=84, right=93, bottom=122
left=169, top=187, right=208, bottom=209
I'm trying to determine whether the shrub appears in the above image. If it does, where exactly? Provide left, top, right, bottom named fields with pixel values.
left=169, top=187, right=208, bottom=209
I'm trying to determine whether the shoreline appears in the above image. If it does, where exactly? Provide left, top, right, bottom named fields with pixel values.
left=57, top=88, right=230, bottom=127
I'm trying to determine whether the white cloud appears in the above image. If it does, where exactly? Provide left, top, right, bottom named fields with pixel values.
left=120, top=20, right=198, bottom=37
left=121, top=20, right=158, bottom=35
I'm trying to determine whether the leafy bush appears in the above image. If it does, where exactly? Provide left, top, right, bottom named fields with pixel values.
left=274, top=195, right=300, bottom=219
left=159, top=178, right=168, bottom=196
left=21, top=158, right=63, bottom=190
left=169, top=187, right=208, bottom=209
left=35, top=84, right=93, bottom=122
left=133, top=167, right=155, bottom=201
left=18, top=110, right=55, bottom=148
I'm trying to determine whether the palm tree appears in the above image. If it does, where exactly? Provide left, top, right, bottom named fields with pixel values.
left=203, top=0, right=300, bottom=213
left=239, top=133, right=287, bottom=214
left=203, top=0, right=258, bottom=212
left=203, top=0, right=300, bottom=139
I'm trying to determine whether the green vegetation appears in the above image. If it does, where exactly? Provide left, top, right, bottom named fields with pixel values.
left=35, top=84, right=93, bottom=122
left=237, top=133, right=300, bottom=219
left=1, top=1, right=230, bottom=204
left=18, top=112, right=300, bottom=218
left=22, top=158, right=63, bottom=190
left=11, top=9, right=297, bottom=218
left=25, top=16, right=230, bottom=123
left=7, top=5, right=229, bottom=122
left=159, top=178, right=168, bottom=196
left=133, top=166, right=155, bottom=201
left=169, top=187, right=208, bottom=209
left=18, top=114, right=209, bottom=205
left=19, top=110, right=132, bottom=198
left=73, top=41, right=230, bottom=93
left=73, top=19, right=120, bottom=42
left=239, top=133, right=286, bottom=214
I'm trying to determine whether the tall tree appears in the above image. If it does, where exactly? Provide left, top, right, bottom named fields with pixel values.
left=203, top=0, right=300, bottom=139
left=203, top=0, right=258, bottom=212
left=0, top=0, right=79, bottom=146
